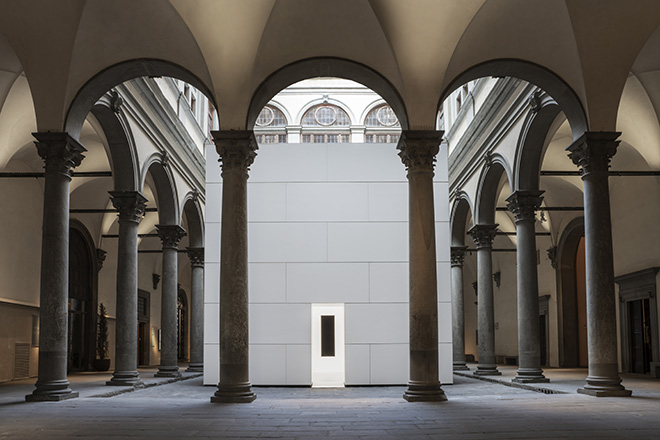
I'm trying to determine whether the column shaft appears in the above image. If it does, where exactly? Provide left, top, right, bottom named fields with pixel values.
left=156, top=225, right=186, bottom=377
left=469, top=224, right=500, bottom=376
left=507, top=191, right=548, bottom=383
left=107, top=191, right=147, bottom=386
left=451, top=247, right=469, bottom=370
left=186, top=248, right=204, bottom=372
left=399, top=130, right=446, bottom=402
left=568, top=132, right=631, bottom=397
left=27, top=133, right=85, bottom=402
left=211, top=130, right=257, bottom=403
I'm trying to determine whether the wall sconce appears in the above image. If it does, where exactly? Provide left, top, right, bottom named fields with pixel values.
left=493, top=271, right=501, bottom=288
left=152, top=273, right=161, bottom=290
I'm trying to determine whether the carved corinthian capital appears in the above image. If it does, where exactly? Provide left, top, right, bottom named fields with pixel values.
left=397, top=130, right=444, bottom=173
left=566, top=132, right=620, bottom=178
left=451, top=246, right=468, bottom=267
left=212, top=130, right=258, bottom=174
left=468, top=224, right=498, bottom=249
left=187, top=247, right=204, bottom=267
left=34, top=132, right=86, bottom=178
left=506, top=190, right=544, bottom=223
left=156, top=224, right=187, bottom=250
left=110, top=191, right=148, bottom=223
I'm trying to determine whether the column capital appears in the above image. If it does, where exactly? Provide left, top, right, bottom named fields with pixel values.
left=156, top=225, right=186, bottom=250
left=109, top=191, right=148, bottom=223
left=506, top=190, right=544, bottom=223
left=211, top=130, right=258, bottom=175
left=33, top=132, right=86, bottom=178
left=468, top=224, right=498, bottom=249
left=397, top=130, right=443, bottom=173
left=451, top=246, right=468, bottom=267
left=187, top=247, right=204, bottom=267
left=566, top=131, right=620, bottom=178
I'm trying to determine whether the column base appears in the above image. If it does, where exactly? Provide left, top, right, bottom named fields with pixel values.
left=513, top=368, right=548, bottom=383
left=186, top=363, right=203, bottom=373
left=211, top=382, right=256, bottom=403
left=106, top=371, right=143, bottom=386
left=578, top=375, right=632, bottom=397
left=155, top=366, right=181, bottom=378
left=453, top=362, right=470, bottom=371
left=26, top=380, right=79, bottom=402
left=403, top=381, right=447, bottom=402
left=577, top=387, right=632, bottom=397
left=474, top=364, right=501, bottom=376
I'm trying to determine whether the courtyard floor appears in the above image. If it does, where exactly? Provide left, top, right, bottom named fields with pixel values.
left=1, top=366, right=659, bottom=439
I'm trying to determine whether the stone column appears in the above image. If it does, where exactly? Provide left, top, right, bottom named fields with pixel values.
left=186, top=247, right=204, bottom=372
left=398, top=130, right=447, bottom=402
left=211, top=130, right=257, bottom=403
left=26, top=133, right=85, bottom=402
left=506, top=190, right=549, bottom=383
left=468, top=224, right=501, bottom=376
left=155, top=224, right=186, bottom=378
left=567, top=132, right=631, bottom=397
left=451, top=246, right=469, bottom=371
left=107, top=191, right=147, bottom=386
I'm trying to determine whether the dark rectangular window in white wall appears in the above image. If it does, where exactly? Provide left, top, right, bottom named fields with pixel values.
left=321, top=315, right=335, bottom=357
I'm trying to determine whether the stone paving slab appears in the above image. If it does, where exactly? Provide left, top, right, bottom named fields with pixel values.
left=456, top=363, right=660, bottom=397
left=1, top=374, right=660, bottom=439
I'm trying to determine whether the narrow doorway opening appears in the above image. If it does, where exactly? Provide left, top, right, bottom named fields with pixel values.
left=628, top=298, right=652, bottom=373
left=311, top=304, right=345, bottom=387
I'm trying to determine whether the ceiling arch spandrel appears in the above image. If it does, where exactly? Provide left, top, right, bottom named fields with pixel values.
left=368, top=0, right=485, bottom=129
left=66, top=0, right=214, bottom=113
left=170, top=0, right=276, bottom=130
left=0, top=0, right=85, bottom=131
left=564, top=0, right=660, bottom=131
left=443, top=0, right=585, bottom=112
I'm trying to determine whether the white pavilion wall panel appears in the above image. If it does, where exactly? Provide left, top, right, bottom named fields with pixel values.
left=204, top=142, right=453, bottom=386
left=345, top=344, right=371, bottom=384
left=286, top=263, right=370, bottom=303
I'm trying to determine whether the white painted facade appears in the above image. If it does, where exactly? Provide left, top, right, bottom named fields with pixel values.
left=204, top=79, right=452, bottom=386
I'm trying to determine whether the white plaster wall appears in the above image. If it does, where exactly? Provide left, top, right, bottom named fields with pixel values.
left=204, top=142, right=453, bottom=386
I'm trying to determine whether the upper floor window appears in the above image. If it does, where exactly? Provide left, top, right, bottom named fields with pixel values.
left=255, top=105, right=287, bottom=144
left=301, top=104, right=350, bottom=143
left=302, top=104, right=350, bottom=127
left=364, top=104, right=401, bottom=143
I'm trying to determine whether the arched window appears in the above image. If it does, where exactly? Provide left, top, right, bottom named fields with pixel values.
left=254, top=105, right=287, bottom=144
left=364, top=104, right=401, bottom=143
left=301, top=104, right=351, bottom=143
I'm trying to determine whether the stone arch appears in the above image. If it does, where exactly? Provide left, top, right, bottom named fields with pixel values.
left=247, top=57, right=408, bottom=130
left=141, top=154, right=179, bottom=226
left=513, top=93, right=564, bottom=192
left=89, top=97, right=139, bottom=192
left=475, top=155, right=513, bottom=225
left=181, top=193, right=204, bottom=248
left=450, top=193, right=474, bottom=247
left=65, top=59, right=217, bottom=139
left=439, top=59, right=588, bottom=139
left=555, top=216, right=586, bottom=368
